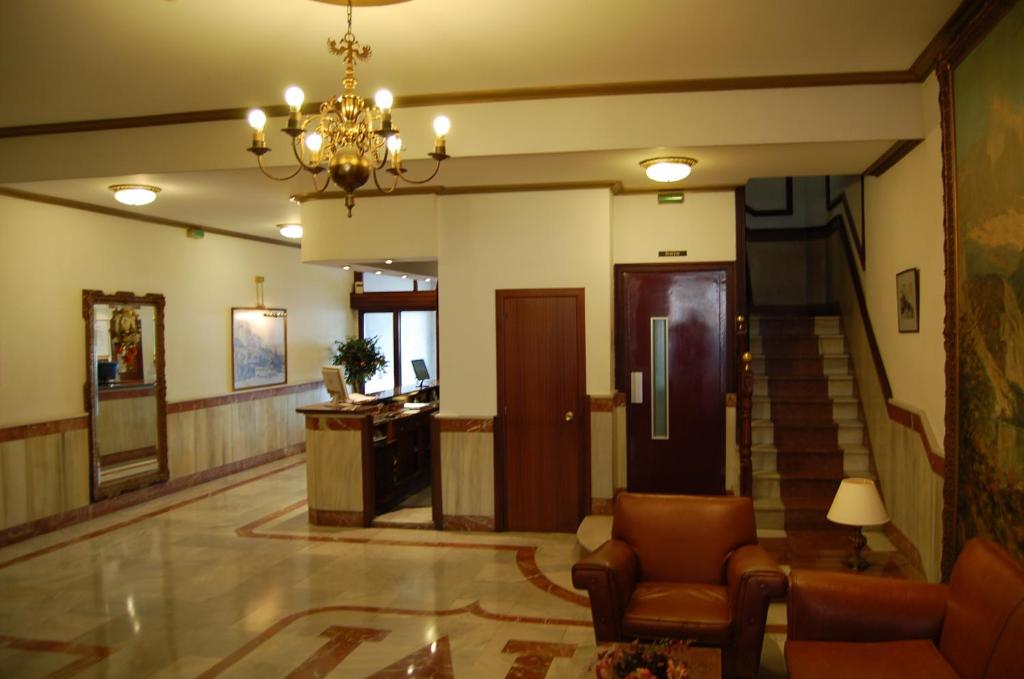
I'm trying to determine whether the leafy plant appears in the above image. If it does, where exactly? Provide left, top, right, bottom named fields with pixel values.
left=331, top=336, right=388, bottom=389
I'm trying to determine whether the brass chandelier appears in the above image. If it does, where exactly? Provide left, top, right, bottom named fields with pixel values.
left=245, top=0, right=451, bottom=217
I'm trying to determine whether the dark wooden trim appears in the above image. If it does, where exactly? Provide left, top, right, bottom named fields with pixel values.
left=0, top=442, right=304, bottom=549
left=0, top=416, right=88, bottom=444
left=99, top=445, right=158, bottom=466
left=97, top=385, right=156, bottom=401
left=493, top=414, right=507, bottom=531
left=230, top=307, right=288, bottom=392
left=834, top=218, right=894, bottom=400
left=350, top=290, right=438, bottom=312
left=825, top=176, right=867, bottom=269
left=430, top=415, right=443, bottom=530
left=745, top=220, right=841, bottom=242
left=168, top=380, right=322, bottom=414
left=864, top=139, right=924, bottom=177
left=745, top=177, right=793, bottom=216
left=294, top=181, right=624, bottom=204
left=437, top=418, right=494, bottom=433
left=936, top=0, right=1019, bottom=582
left=0, top=187, right=300, bottom=249
left=735, top=188, right=748, bottom=319
left=494, top=288, right=588, bottom=532
left=83, top=290, right=168, bottom=502
left=908, top=0, right=995, bottom=79
left=308, top=509, right=365, bottom=527
left=614, top=262, right=737, bottom=393
left=360, top=414, right=375, bottom=527
left=615, top=185, right=741, bottom=196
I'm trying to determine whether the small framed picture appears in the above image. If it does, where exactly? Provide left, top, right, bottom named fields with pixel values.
left=896, top=268, right=920, bottom=333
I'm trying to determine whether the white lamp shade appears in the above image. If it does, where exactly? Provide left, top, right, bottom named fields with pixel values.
left=110, top=184, right=160, bottom=206
left=827, top=478, right=890, bottom=527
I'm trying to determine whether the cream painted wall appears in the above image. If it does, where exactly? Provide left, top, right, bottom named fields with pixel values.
left=0, top=195, right=353, bottom=428
left=438, top=189, right=613, bottom=417
left=611, top=191, right=736, bottom=264
left=301, top=194, right=438, bottom=265
left=861, top=74, right=946, bottom=449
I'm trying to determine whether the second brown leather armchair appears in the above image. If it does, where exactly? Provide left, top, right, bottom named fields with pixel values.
left=572, top=492, right=788, bottom=678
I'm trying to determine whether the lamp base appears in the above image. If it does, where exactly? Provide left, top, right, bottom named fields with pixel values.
left=842, top=529, right=871, bottom=571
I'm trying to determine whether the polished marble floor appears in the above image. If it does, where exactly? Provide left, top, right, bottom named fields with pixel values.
left=0, top=457, right=918, bottom=678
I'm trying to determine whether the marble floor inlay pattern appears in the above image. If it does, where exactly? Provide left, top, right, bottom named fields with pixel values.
left=0, top=455, right=919, bottom=677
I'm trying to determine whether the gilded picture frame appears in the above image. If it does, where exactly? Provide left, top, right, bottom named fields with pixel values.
left=231, top=307, right=288, bottom=391
left=939, top=0, right=1024, bottom=579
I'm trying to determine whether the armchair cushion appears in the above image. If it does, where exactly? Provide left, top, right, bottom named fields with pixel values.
left=785, top=640, right=959, bottom=679
left=622, top=582, right=732, bottom=643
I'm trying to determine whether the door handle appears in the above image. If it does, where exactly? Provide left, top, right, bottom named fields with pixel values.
left=564, top=411, right=574, bottom=422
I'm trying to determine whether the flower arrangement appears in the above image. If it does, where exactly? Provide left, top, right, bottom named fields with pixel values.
left=594, top=640, right=689, bottom=679
left=331, top=336, right=388, bottom=392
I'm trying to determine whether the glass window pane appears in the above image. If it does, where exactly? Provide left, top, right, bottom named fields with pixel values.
left=651, top=317, right=668, bottom=439
left=399, top=311, right=437, bottom=387
left=418, top=278, right=437, bottom=291
left=361, top=312, right=395, bottom=394
left=363, top=274, right=414, bottom=292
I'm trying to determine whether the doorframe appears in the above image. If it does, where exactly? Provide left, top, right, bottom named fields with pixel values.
left=614, top=263, right=736, bottom=493
left=494, top=288, right=590, bottom=531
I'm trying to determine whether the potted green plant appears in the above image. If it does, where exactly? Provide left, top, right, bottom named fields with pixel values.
left=331, top=336, right=388, bottom=394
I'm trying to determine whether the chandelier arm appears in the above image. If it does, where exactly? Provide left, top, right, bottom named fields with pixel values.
left=393, top=159, right=443, bottom=186
left=371, top=166, right=402, bottom=194
left=290, top=135, right=326, bottom=173
left=313, top=171, right=332, bottom=193
left=256, top=155, right=305, bottom=182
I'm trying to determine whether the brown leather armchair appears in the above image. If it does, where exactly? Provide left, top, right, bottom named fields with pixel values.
left=785, top=538, right=1024, bottom=679
left=571, top=493, right=788, bottom=678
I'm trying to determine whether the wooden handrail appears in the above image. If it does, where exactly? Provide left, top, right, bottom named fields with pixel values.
left=739, top=349, right=754, bottom=497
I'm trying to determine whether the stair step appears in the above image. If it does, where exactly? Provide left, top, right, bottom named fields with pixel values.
left=750, top=334, right=846, bottom=356
left=752, top=396, right=860, bottom=422
left=751, top=316, right=841, bottom=337
left=752, top=444, right=871, bottom=476
left=754, top=376, right=855, bottom=398
left=752, top=355, right=850, bottom=377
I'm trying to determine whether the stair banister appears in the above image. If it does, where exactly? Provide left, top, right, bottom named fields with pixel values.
left=737, top=316, right=754, bottom=497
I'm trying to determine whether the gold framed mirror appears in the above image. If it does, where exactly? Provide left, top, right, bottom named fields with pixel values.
left=83, top=290, right=168, bottom=500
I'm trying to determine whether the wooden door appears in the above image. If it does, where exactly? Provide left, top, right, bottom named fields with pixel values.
left=496, top=289, right=587, bottom=532
left=617, top=266, right=731, bottom=494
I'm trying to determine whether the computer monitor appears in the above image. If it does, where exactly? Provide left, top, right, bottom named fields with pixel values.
left=321, top=366, right=349, bottom=405
left=411, top=359, right=430, bottom=386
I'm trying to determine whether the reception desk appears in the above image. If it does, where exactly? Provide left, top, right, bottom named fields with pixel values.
left=298, top=383, right=438, bottom=527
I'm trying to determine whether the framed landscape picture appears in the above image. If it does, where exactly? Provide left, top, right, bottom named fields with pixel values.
left=231, top=307, right=287, bottom=391
left=896, top=268, right=920, bottom=333
left=940, top=0, right=1024, bottom=577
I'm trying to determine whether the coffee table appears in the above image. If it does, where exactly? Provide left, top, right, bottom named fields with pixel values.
left=594, top=643, right=721, bottom=679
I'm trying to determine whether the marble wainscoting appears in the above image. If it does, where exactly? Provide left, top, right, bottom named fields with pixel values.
left=437, top=417, right=495, bottom=531
left=167, top=382, right=326, bottom=479
left=831, top=235, right=944, bottom=581
left=0, top=418, right=90, bottom=533
left=589, top=396, right=615, bottom=515
left=305, top=416, right=366, bottom=527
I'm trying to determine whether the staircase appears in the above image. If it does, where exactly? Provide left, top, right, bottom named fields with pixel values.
left=748, top=312, right=873, bottom=531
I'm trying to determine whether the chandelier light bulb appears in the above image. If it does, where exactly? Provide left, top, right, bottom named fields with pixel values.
left=386, top=134, right=402, bottom=154
left=432, top=115, right=451, bottom=138
left=284, top=86, right=305, bottom=111
left=247, top=109, right=267, bottom=132
left=305, top=132, right=323, bottom=153
left=374, top=89, right=394, bottom=111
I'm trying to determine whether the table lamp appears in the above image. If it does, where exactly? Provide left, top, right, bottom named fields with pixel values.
left=826, top=477, right=890, bottom=571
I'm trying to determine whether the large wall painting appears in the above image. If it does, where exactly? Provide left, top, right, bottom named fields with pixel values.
left=940, top=0, right=1024, bottom=577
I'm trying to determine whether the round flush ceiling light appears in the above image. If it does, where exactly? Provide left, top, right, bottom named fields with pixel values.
left=639, top=157, right=697, bottom=183
left=109, top=184, right=161, bottom=206
left=277, top=223, right=303, bottom=239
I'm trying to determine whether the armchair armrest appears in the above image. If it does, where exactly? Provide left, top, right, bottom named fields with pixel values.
left=572, top=539, right=638, bottom=642
left=787, top=569, right=948, bottom=643
left=726, top=543, right=788, bottom=678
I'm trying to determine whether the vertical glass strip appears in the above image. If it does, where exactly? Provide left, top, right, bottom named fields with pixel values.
left=651, top=317, right=669, bottom=439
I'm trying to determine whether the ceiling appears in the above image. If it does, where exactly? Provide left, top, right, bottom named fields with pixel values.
left=0, top=0, right=961, bottom=247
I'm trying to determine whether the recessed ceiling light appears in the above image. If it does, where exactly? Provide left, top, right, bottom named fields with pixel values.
left=385, top=259, right=394, bottom=264
left=639, top=157, right=697, bottom=183
left=343, top=265, right=351, bottom=271
left=425, top=278, right=432, bottom=283
left=109, top=184, right=160, bottom=206
left=276, top=223, right=303, bottom=239
left=375, top=270, right=382, bottom=275
left=401, top=274, right=408, bottom=279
